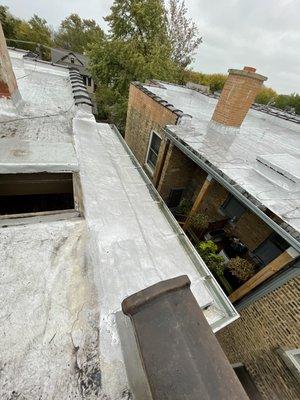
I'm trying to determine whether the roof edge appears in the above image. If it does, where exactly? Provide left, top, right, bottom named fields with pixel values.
left=164, top=126, right=300, bottom=252
left=133, top=80, right=300, bottom=126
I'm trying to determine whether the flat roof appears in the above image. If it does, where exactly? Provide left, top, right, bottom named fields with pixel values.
left=141, top=82, right=300, bottom=240
left=0, top=139, right=78, bottom=173
left=74, top=118, right=237, bottom=329
left=0, top=49, right=75, bottom=143
left=0, top=50, right=238, bottom=398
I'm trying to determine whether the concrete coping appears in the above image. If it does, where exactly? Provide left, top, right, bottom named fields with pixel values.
left=228, top=68, right=267, bottom=82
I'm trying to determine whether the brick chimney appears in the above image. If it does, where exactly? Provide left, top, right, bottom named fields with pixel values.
left=211, top=66, right=267, bottom=128
left=0, top=23, right=18, bottom=100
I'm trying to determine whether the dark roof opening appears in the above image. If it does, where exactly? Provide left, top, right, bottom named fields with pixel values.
left=0, top=173, right=74, bottom=216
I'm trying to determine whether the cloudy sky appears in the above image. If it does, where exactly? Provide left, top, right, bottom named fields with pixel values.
left=3, top=0, right=300, bottom=93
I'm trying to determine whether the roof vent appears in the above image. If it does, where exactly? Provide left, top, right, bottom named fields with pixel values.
left=256, top=154, right=300, bottom=191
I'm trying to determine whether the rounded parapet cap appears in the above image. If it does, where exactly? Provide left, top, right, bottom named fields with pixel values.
left=122, top=275, right=190, bottom=316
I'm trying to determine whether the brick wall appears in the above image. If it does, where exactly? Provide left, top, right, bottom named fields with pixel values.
left=212, top=67, right=266, bottom=127
left=157, top=144, right=196, bottom=202
left=217, top=276, right=300, bottom=400
left=235, top=211, right=273, bottom=251
left=198, top=180, right=229, bottom=221
left=125, top=84, right=177, bottom=175
left=0, top=23, right=18, bottom=98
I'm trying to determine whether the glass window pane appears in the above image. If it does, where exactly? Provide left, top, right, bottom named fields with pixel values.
left=148, top=149, right=158, bottom=168
left=151, top=134, right=161, bottom=153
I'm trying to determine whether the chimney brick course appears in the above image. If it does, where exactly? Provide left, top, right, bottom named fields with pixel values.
left=212, top=66, right=267, bottom=127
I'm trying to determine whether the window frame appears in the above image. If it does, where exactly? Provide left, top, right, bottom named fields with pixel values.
left=145, top=130, right=162, bottom=175
left=277, top=348, right=300, bottom=383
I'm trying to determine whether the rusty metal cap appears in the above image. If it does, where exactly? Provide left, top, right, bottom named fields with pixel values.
left=122, top=275, right=191, bottom=316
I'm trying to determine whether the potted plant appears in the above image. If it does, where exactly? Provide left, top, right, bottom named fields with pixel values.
left=197, top=241, right=233, bottom=294
left=190, top=213, right=209, bottom=237
left=227, top=257, right=256, bottom=282
left=175, top=198, right=192, bottom=223
left=197, top=241, right=225, bottom=276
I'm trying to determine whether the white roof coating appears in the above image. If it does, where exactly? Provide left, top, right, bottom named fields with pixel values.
left=0, top=49, right=237, bottom=398
left=142, top=82, right=300, bottom=237
left=0, top=49, right=75, bottom=143
left=73, top=113, right=237, bottom=398
left=0, top=139, right=78, bottom=173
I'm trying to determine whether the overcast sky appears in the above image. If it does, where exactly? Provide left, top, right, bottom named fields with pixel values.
left=3, top=0, right=300, bottom=94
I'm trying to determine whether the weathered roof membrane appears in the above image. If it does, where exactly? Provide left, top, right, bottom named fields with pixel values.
left=140, top=82, right=300, bottom=245
left=0, top=139, right=78, bottom=173
left=0, top=49, right=238, bottom=398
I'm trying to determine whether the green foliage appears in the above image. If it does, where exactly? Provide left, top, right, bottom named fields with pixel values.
left=274, top=93, right=300, bottom=114
left=176, top=198, right=192, bottom=216
left=15, top=15, right=52, bottom=59
left=54, top=14, right=104, bottom=53
left=228, top=257, right=255, bottom=282
left=190, top=213, right=209, bottom=231
left=88, top=0, right=181, bottom=131
left=0, top=5, right=21, bottom=38
left=197, top=241, right=225, bottom=276
left=167, top=0, right=202, bottom=68
left=255, top=86, right=277, bottom=105
left=183, top=70, right=227, bottom=92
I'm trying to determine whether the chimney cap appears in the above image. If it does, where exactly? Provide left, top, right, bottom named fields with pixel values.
left=243, top=66, right=256, bottom=73
left=228, top=68, right=267, bottom=82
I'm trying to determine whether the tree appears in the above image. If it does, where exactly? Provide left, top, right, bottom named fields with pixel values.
left=88, top=0, right=181, bottom=131
left=54, top=14, right=104, bottom=53
left=166, top=0, right=202, bottom=68
left=183, top=70, right=226, bottom=92
left=255, top=86, right=277, bottom=105
left=15, top=15, right=52, bottom=59
left=0, top=5, right=21, bottom=38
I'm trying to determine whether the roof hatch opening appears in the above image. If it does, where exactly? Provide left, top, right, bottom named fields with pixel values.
left=0, top=173, right=75, bottom=216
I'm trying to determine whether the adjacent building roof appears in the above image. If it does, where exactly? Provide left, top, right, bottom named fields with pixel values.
left=0, top=49, right=238, bottom=398
left=51, top=48, right=90, bottom=76
left=139, top=81, right=300, bottom=245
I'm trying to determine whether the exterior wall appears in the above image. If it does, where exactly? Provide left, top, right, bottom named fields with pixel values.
left=125, top=84, right=177, bottom=178
left=217, top=276, right=300, bottom=400
left=157, top=144, right=196, bottom=202
left=198, top=180, right=229, bottom=222
left=235, top=211, right=273, bottom=251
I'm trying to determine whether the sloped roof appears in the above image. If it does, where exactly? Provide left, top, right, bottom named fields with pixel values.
left=51, top=48, right=90, bottom=76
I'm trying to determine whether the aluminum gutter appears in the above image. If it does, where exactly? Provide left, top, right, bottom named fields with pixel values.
left=164, top=126, right=300, bottom=253
left=110, top=125, right=238, bottom=332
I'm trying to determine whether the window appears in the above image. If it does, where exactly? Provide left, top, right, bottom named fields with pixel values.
left=87, top=77, right=92, bottom=87
left=0, top=173, right=74, bottom=215
left=146, top=131, right=161, bottom=172
left=70, top=57, right=75, bottom=64
left=83, top=76, right=87, bottom=86
left=220, top=194, right=246, bottom=221
left=277, top=348, right=300, bottom=383
left=252, top=233, right=288, bottom=267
